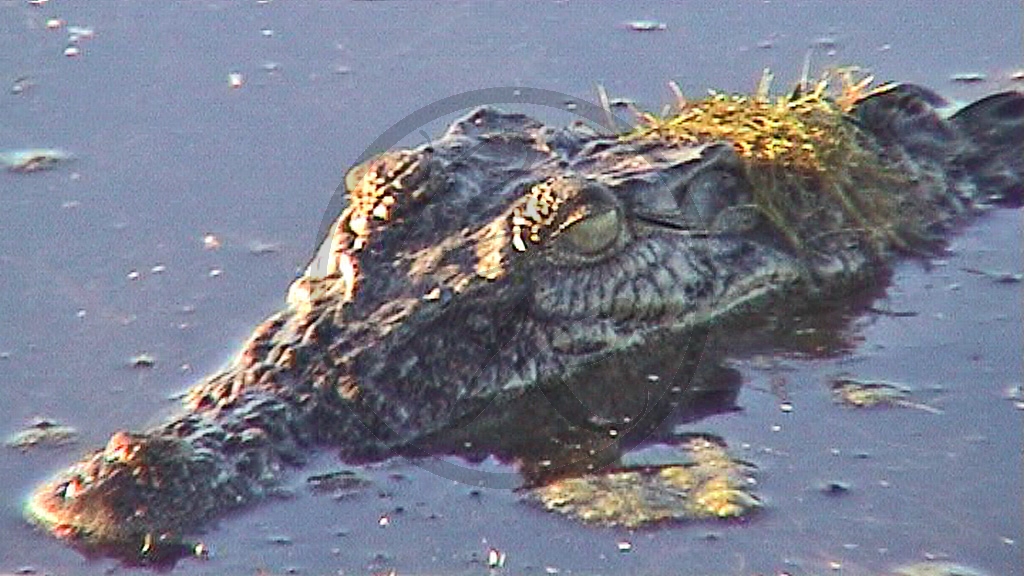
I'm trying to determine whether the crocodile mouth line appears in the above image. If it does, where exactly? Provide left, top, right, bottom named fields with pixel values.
left=633, top=212, right=712, bottom=238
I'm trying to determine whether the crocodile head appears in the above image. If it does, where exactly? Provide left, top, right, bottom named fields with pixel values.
left=288, top=104, right=892, bottom=448
left=31, top=80, right=1016, bottom=557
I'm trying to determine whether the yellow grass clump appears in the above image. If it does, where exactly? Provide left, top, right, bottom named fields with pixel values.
left=627, top=69, right=931, bottom=254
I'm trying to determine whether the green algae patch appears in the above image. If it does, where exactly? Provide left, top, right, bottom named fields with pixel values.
left=830, top=377, right=942, bottom=414
left=626, top=71, right=934, bottom=254
left=530, top=436, right=760, bottom=528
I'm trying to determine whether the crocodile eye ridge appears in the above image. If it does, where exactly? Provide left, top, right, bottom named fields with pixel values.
left=675, top=169, right=740, bottom=229
left=674, top=168, right=757, bottom=233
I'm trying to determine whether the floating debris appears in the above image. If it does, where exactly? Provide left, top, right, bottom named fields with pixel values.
left=248, top=240, right=281, bottom=255
left=1003, top=383, right=1024, bottom=410
left=867, top=305, right=918, bottom=318
left=832, top=377, right=907, bottom=406
left=57, top=23, right=96, bottom=58
left=487, top=547, right=507, bottom=568
left=892, top=561, right=992, bottom=576
left=950, top=72, right=987, bottom=84
left=10, top=75, right=33, bottom=95
left=625, top=20, right=667, bottom=32
left=129, top=353, right=156, bottom=368
left=813, top=35, right=839, bottom=48
left=67, top=26, right=95, bottom=42
left=818, top=480, right=851, bottom=496
left=5, top=418, right=77, bottom=450
left=961, top=266, right=1023, bottom=284
left=306, top=469, right=372, bottom=498
left=830, top=377, right=942, bottom=413
left=0, top=148, right=73, bottom=172
left=607, top=97, right=638, bottom=111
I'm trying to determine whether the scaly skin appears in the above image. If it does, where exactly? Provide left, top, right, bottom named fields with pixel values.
left=26, top=78, right=1023, bottom=557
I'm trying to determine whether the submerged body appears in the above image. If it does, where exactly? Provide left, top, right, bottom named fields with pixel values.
left=26, top=78, right=1023, bottom=558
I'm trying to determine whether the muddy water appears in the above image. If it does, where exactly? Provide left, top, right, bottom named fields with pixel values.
left=1, top=2, right=1020, bottom=574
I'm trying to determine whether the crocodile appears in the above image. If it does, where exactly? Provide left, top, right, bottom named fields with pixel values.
left=25, top=75, right=1023, bottom=561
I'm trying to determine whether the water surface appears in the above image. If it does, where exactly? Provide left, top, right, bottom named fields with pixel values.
left=0, top=2, right=1020, bottom=574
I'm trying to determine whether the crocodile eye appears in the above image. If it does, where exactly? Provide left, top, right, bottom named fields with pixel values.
left=559, top=208, right=622, bottom=255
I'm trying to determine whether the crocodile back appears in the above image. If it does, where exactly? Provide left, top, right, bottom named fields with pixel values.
left=951, top=90, right=1024, bottom=207
left=852, top=85, right=1024, bottom=210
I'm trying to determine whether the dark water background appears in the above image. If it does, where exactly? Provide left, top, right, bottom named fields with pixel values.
left=1, top=2, right=1021, bottom=574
